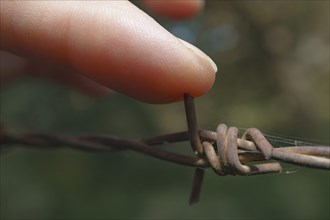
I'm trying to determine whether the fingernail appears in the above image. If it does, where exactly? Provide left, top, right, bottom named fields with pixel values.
left=178, top=39, right=218, bottom=74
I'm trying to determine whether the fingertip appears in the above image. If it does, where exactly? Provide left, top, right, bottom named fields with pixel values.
left=0, top=1, right=214, bottom=104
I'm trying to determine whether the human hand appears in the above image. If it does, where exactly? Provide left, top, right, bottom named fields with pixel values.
left=0, top=0, right=217, bottom=104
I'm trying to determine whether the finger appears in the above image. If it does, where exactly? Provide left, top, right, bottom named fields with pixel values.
left=0, top=1, right=216, bottom=104
left=0, top=51, right=27, bottom=85
left=25, top=62, right=112, bottom=97
left=141, top=0, right=204, bottom=20
left=0, top=51, right=110, bottom=96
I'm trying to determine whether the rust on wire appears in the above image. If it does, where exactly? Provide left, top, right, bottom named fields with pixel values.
left=0, top=95, right=330, bottom=205
left=184, top=93, right=203, bottom=155
left=183, top=93, right=205, bottom=205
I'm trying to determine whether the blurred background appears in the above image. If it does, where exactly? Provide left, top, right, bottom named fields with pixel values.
left=1, top=1, right=329, bottom=219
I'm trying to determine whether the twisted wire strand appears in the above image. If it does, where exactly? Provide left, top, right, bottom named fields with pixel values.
left=2, top=130, right=328, bottom=169
left=181, top=94, right=329, bottom=204
left=199, top=129, right=330, bottom=170
left=0, top=95, right=329, bottom=205
left=202, top=124, right=282, bottom=176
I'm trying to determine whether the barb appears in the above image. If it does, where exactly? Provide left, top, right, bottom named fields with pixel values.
left=184, top=93, right=205, bottom=205
left=0, top=95, right=329, bottom=205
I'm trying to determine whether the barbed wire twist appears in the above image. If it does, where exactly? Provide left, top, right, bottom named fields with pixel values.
left=0, top=94, right=329, bottom=205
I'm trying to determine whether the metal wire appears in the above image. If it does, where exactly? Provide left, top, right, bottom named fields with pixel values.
left=0, top=94, right=329, bottom=205
left=181, top=94, right=329, bottom=204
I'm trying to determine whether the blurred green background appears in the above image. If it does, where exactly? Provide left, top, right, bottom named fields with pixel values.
left=1, top=1, right=329, bottom=219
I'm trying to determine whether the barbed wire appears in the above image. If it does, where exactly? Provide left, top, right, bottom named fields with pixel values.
left=0, top=94, right=329, bottom=205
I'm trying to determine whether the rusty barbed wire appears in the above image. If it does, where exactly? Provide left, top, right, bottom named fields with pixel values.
left=0, top=94, right=329, bottom=205
left=181, top=94, right=329, bottom=204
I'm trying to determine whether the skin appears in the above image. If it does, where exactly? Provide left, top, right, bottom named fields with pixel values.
left=142, top=0, right=205, bottom=20
left=0, top=0, right=216, bottom=104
